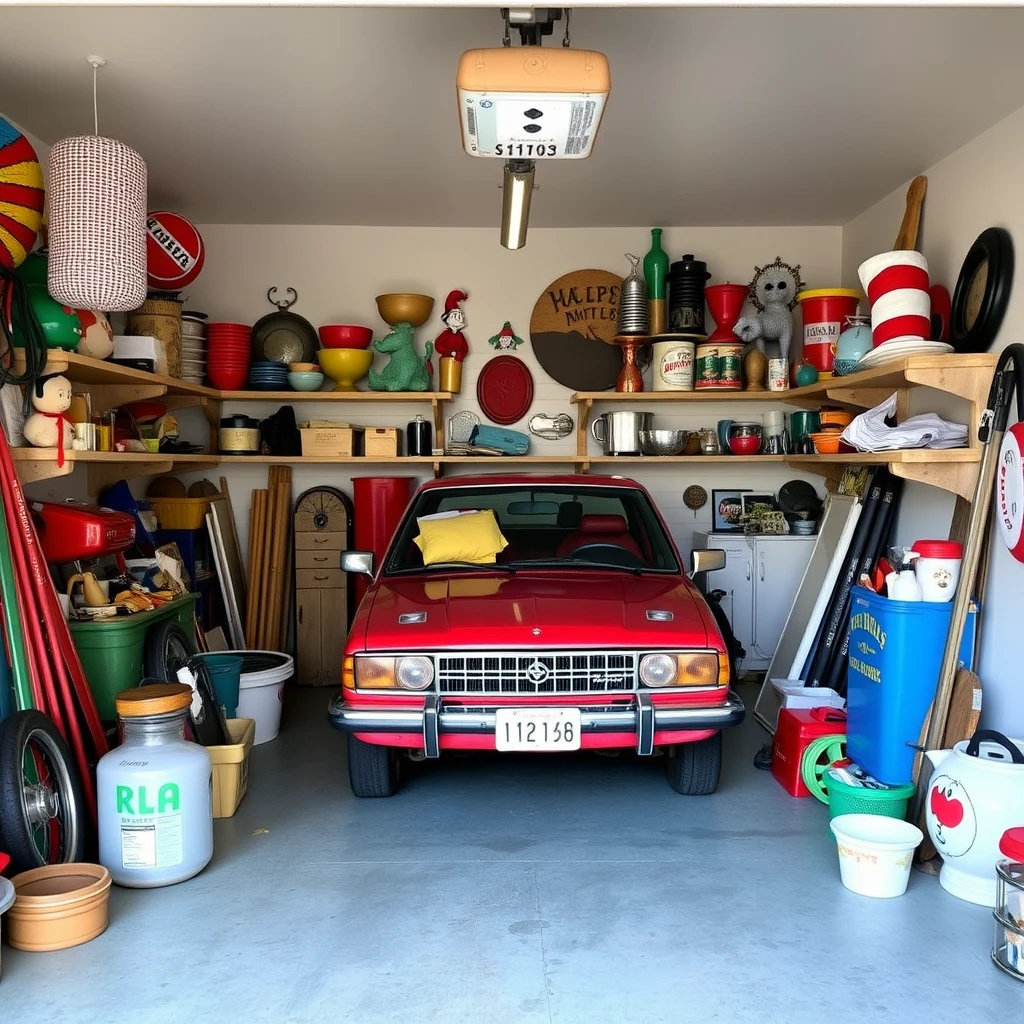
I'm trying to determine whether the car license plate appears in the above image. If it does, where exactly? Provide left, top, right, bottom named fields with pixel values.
left=495, top=708, right=581, bottom=752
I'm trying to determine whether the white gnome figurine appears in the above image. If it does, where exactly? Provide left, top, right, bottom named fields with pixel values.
left=23, top=374, right=74, bottom=467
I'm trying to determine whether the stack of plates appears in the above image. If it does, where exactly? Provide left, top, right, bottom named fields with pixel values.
left=248, top=361, right=289, bottom=391
left=856, top=338, right=953, bottom=370
left=181, top=334, right=206, bottom=384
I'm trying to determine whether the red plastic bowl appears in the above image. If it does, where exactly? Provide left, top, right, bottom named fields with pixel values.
left=728, top=435, right=762, bottom=455
left=207, top=366, right=248, bottom=390
left=319, top=325, right=373, bottom=349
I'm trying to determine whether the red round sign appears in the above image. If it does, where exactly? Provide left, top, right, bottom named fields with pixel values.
left=997, top=422, right=1024, bottom=563
left=146, top=211, right=205, bottom=291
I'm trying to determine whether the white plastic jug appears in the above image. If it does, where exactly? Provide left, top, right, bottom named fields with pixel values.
left=925, top=730, right=1024, bottom=907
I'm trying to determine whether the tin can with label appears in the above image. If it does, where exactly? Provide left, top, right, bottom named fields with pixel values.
left=768, top=358, right=789, bottom=392
left=652, top=336, right=697, bottom=391
left=695, top=342, right=744, bottom=391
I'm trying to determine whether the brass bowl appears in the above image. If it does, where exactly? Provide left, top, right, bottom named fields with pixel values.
left=375, top=293, right=434, bottom=328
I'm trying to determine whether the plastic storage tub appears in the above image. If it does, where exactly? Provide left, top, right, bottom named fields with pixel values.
left=830, top=813, right=923, bottom=898
left=223, top=651, right=293, bottom=745
left=208, top=718, right=256, bottom=817
left=69, top=594, right=198, bottom=720
left=846, top=586, right=976, bottom=785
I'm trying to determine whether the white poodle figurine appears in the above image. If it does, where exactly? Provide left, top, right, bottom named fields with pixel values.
left=733, top=257, right=804, bottom=364
left=23, top=374, right=74, bottom=466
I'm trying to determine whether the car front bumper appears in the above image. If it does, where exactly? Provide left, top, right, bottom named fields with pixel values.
left=327, top=691, right=746, bottom=758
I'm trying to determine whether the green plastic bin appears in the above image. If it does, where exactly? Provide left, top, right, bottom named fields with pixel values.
left=825, top=766, right=915, bottom=831
left=69, top=594, right=198, bottom=720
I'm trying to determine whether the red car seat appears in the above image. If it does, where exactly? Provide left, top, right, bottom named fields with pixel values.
left=556, top=514, right=642, bottom=558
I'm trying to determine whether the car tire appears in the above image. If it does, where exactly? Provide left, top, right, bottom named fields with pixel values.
left=347, top=735, right=401, bottom=798
left=0, top=710, right=89, bottom=873
left=664, top=731, right=722, bottom=795
left=143, top=621, right=196, bottom=680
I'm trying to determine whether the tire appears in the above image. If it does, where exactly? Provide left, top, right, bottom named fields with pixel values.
left=143, top=621, right=196, bottom=681
left=0, top=711, right=88, bottom=873
left=665, top=731, right=723, bottom=795
left=347, top=735, right=400, bottom=798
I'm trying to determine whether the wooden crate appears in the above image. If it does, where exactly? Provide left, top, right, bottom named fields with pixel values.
left=300, top=426, right=363, bottom=458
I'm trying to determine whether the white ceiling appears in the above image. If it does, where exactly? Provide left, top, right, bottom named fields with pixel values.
left=1, top=5, right=1023, bottom=227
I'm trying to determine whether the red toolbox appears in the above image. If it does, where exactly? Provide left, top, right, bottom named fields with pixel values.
left=772, top=707, right=847, bottom=798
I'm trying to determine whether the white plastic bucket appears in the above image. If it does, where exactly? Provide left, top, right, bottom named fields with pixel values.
left=223, top=651, right=293, bottom=745
left=830, top=813, right=923, bottom=898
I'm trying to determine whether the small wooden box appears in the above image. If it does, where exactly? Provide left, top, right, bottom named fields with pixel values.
left=300, top=426, right=363, bottom=458
left=364, top=427, right=402, bottom=458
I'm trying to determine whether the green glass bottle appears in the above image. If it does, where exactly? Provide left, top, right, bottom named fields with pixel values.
left=643, top=228, right=669, bottom=335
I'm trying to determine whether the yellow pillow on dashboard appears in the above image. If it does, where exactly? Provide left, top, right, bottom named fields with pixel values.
left=414, top=510, right=508, bottom=565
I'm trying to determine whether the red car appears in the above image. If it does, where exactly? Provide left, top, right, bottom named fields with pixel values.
left=329, top=475, right=744, bottom=797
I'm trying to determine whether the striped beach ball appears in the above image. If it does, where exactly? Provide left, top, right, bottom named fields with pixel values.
left=146, top=211, right=205, bottom=291
left=0, top=117, right=45, bottom=270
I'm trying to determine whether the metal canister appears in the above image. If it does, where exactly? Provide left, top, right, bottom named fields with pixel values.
left=694, top=341, right=743, bottom=391
left=406, top=415, right=433, bottom=456
left=127, top=296, right=182, bottom=379
left=617, top=253, right=650, bottom=336
left=219, top=415, right=260, bottom=455
left=652, top=336, right=697, bottom=391
left=768, top=358, right=789, bottom=392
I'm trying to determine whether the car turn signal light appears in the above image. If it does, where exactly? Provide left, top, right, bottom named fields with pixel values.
left=639, top=652, right=721, bottom=687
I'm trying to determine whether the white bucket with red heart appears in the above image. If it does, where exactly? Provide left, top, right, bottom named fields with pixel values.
left=926, top=731, right=1024, bottom=907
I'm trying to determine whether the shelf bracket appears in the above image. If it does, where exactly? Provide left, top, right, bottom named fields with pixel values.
left=431, top=398, right=445, bottom=452
left=575, top=398, right=593, bottom=458
left=890, top=460, right=978, bottom=501
left=13, top=457, right=76, bottom=485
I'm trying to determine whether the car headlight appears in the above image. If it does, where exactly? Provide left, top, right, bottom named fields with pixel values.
left=396, top=656, right=434, bottom=690
left=639, top=652, right=722, bottom=687
left=350, top=655, right=435, bottom=690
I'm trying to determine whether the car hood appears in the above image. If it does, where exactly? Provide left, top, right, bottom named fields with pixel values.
left=352, top=572, right=716, bottom=651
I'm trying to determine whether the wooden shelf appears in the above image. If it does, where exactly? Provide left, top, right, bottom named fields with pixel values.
left=585, top=455, right=787, bottom=464
left=218, top=390, right=451, bottom=402
left=571, top=390, right=779, bottom=403
left=11, top=448, right=220, bottom=489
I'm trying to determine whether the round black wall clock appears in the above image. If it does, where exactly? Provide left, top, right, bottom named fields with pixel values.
left=950, top=227, right=1014, bottom=352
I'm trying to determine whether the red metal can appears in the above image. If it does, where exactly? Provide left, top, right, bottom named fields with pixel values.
left=796, top=289, right=861, bottom=378
left=772, top=706, right=848, bottom=798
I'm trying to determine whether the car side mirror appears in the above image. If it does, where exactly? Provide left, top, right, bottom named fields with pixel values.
left=341, top=550, right=375, bottom=577
left=689, top=548, right=726, bottom=578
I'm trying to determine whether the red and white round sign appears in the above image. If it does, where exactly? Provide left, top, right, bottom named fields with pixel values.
left=997, top=422, right=1024, bottom=563
left=146, top=211, right=205, bottom=291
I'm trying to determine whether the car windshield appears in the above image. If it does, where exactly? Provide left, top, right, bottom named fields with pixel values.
left=385, top=484, right=680, bottom=575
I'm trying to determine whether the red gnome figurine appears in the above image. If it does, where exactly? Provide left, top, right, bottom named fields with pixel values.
left=435, top=289, right=468, bottom=393
left=434, top=290, right=469, bottom=362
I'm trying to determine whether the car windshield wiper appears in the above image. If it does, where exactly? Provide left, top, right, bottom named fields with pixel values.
left=506, top=559, right=643, bottom=577
left=397, top=561, right=516, bottom=575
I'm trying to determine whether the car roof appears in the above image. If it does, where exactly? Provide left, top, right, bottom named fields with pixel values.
left=417, top=475, right=647, bottom=491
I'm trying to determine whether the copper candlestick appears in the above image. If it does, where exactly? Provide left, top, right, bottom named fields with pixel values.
left=613, top=335, right=646, bottom=392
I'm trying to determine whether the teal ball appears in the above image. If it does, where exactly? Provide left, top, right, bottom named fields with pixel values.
left=795, top=363, right=819, bottom=387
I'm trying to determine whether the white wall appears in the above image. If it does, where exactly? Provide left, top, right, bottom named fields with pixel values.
left=842, top=103, right=1024, bottom=734
left=174, top=224, right=841, bottom=558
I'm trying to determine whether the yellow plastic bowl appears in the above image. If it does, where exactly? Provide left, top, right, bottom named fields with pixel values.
left=375, top=293, right=434, bottom=328
left=318, top=348, right=374, bottom=391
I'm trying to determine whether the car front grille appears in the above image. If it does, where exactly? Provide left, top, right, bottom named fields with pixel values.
left=436, top=651, right=637, bottom=695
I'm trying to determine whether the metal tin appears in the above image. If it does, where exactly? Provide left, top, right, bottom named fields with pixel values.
left=652, top=337, right=697, bottom=391
left=617, top=254, right=650, bottom=336
left=694, top=342, right=743, bottom=391
left=768, top=358, right=789, bottom=391
left=219, top=415, right=260, bottom=455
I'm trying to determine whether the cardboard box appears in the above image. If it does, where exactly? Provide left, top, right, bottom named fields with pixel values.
left=300, top=425, right=363, bottom=458
left=364, top=426, right=402, bottom=458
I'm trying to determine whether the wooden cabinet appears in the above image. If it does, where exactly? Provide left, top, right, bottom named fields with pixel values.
left=693, top=532, right=815, bottom=675
left=294, top=488, right=350, bottom=687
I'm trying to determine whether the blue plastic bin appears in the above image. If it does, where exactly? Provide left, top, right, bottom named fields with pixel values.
left=846, top=586, right=976, bottom=785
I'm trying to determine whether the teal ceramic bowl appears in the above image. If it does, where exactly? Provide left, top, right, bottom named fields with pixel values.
left=288, top=371, right=326, bottom=392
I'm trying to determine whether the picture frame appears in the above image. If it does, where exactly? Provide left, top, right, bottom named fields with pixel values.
left=712, top=489, right=750, bottom=532
left=741, top=493, right=779, bottom=517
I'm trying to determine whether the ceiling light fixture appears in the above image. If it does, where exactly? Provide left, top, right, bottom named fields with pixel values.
left=48, top=55, right=147, bottom=312
left=456, top=8, right=611, bottom=250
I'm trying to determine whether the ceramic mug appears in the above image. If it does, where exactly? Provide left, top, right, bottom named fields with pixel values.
left=717, top=419, right=733, bottom=454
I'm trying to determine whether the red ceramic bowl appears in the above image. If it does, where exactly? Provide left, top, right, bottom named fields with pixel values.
left=207, top=366, right=248, bottom=390
left=206, top=322, right=251, bottom=331
left=728, top=435, right=762, bottom=455
left=318, top=325, right=373, bottom=349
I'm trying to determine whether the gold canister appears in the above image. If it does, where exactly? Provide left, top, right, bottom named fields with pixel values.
left=127, top=297, right=182, bottom=379
left=439, top=357, right=462, bottom=394
left=649, top=299, right=667, bottom=336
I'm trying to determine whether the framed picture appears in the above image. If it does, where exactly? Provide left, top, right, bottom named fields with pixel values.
left=741, top=493, right=779, bottom=516
left=712, top=489, right=750, bottom=532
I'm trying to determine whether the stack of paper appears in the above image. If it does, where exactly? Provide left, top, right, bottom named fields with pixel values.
left=841, top=393, right=968, bottom=451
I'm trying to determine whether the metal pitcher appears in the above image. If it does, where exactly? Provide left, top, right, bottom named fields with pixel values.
left=591, top=411, right=653, bottom=455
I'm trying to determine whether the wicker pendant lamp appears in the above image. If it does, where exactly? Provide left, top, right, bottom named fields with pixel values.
left=48, top=56, right=147, bottom=312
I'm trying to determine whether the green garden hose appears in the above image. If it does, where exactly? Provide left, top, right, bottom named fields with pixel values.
left=800, top=734, right=847, bottom=804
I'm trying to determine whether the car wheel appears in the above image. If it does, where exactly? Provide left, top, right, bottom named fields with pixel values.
left=143, top=621, right=196, bottom=681
left=664, top=732, right=722, bottom=795
left=0, top=711, right=88, bottom=873
left=347, top=735, right=401, bottom=798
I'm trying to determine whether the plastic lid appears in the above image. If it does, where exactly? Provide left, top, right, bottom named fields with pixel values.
left=912, top=539, right=963, bottom=559
left=999, top=827, right=1024, bottom=862
left=796, top=288, right=862, bottom=302
left=115, top=683, right=192, bottom=718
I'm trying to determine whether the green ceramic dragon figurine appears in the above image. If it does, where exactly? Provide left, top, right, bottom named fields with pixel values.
left=367, top=322, right=434, bottom=392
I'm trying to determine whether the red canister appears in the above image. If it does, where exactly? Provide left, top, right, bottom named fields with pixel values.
left=796, top=289, right=861, bottom=378
left=772, top=707, right=848, bottom=797
left=352, top=477, right=414, bottom=603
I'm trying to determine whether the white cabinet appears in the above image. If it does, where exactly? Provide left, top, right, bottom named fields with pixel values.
left=693, top=532, right=815, bottom=674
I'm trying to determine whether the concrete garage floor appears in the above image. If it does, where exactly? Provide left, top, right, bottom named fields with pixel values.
left=2, top=683, right=1019, bottom=1023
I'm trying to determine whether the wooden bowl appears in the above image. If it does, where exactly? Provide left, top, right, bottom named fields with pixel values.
left=288, top=362, right=319, bottom=372
left=375, top=293, right=434, bottom=328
